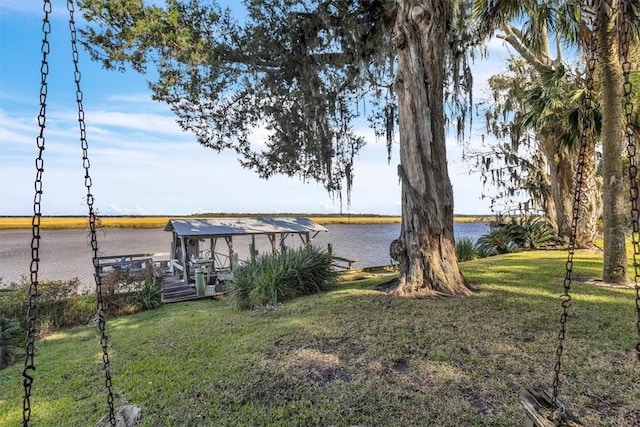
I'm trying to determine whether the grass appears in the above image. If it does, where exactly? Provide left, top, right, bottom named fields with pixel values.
left=1, top=250, right=638, bottom=426
left=0, top=214, right=491, bottom=230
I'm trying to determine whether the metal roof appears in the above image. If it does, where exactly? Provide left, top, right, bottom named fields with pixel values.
left=164, top=217, right=327, bottom=237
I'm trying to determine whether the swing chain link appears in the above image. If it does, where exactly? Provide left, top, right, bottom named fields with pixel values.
left=67, top=0, right=116, bottom=424
left=22, top=1, right=52, bottom=425
left=619, top=0, right=640, bottom=362
left=551, top=1, right=599, bottom=408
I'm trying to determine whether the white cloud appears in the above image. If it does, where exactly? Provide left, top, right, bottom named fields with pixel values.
left=0, top=94, right=493, bottom=216
left=106, top=93, right=158, bottom=104
left=0, top=14, right=505, bottom=217
left=72, top=110, right=187, bottom=137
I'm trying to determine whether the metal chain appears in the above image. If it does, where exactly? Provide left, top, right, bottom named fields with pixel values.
left=619, top=0, right=640, bottom=362
left=22, top=1, right=52, bottom=425
left=67, top=1, right=116, bottom=424
left=551, top=2, right=599, bottom=408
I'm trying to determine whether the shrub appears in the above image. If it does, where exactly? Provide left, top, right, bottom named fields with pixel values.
left=136, top=279, right=161, bottom=311
left=515, top=216, right=562, bottom=249
left=100, top=265, right=157, bottom=315
left=0, top=278, right=95, bottom=334
left=0, top=278, right=95, bottom=332
left=0, top=270, right=163, bottom=335
left=475, top=216, right=560, bottom=257
left=0, top=286, right=22, bottom=322
left=455, top=237, right=476, bottom=262
left=0, top=316, right=21, bottom=370
left=38, top=278, right=89, bottom=332
left=475, top=223, right=517, bottom=257
left=229, top=245, right=337, bottom=310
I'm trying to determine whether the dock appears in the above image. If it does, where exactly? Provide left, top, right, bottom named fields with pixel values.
left=97, top=217, right=359, bottom=304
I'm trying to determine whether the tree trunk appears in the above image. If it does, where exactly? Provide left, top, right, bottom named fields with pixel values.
left=556, top=154, right=575, bottom=241
left=598, top=5, right=628, bottom=283
left=541, top=134, right=598, bottom=248
left=391, top=0, right=471, bottom=297
left=576, top=141, right=600, bottom=248
left=537, top=151, right=559, bottom=233
left=541, top=136, right=574, bottom=241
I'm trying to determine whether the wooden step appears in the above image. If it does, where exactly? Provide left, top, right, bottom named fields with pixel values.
left=160, top=277, right=197, bottom=303
left=162, top=284, right=195, bottom=294
left=161, top=293, right=201, bottom=304
left=159, top=276, right=226, bottom=303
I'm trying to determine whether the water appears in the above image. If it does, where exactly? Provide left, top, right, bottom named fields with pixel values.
left=0, top=222, right=488, bottom=288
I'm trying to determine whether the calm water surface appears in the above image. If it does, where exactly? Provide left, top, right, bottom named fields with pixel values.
left=0, top=223, right=487, bottom=288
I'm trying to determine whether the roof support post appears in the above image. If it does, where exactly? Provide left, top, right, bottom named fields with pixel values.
left=298, top=232, right=310, bottom=246
left=280, top=233, right=289, bottom=252
left=225, top=236, right=236, bottom=270
left=180, top=237, right=188, bottom=283
left=250, top=235, right=257, bottom=262
left=268, top=233, right=277, bottom=253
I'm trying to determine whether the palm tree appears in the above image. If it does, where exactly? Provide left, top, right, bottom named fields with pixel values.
left=474, top=0, right=634, bottom=282
left=594, top=1, right=628, bottom=283
left=473, top=0, right=599, bottom=248
left=519, top=65, right=601, bottom=248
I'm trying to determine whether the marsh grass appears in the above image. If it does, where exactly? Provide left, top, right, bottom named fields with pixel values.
left=0, top=214, right=490, bottom=230
left=0, top=250, right=638, bottom=426
left=0, top=216, right=171, bottom=230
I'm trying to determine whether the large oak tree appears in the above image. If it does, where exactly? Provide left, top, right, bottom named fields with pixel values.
left=79, top=0, right=476, bottom=296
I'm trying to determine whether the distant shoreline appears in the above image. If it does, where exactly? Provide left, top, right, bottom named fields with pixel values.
left=0, top=214, right=491, bottom=230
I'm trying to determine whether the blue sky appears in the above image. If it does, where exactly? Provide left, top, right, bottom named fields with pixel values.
left=0, top=1, right=508, bottom=216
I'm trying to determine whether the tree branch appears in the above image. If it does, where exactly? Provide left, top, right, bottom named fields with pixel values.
left=498, top=24, right=550, bottom=75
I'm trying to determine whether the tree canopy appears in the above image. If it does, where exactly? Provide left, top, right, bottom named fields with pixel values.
left=81, top=0, right=393, bottom=204
left=79, top=0, right=476, bottom=207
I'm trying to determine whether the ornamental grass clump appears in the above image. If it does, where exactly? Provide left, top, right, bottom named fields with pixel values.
left=229, top=245, right=337, bottom=310
left=475, top=216, right=560, bottom=257
left=455, top=236, right=476, bottom=262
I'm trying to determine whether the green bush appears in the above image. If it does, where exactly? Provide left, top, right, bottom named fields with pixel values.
left=0, top=316, right=21, bottom=370
left=100, top=270, right=138, bottom=314
left=0, top=287, right=22, bottom=322
left=455, top=237, right=476, bottom=262
left=100, top=266, right=159, bottom=315
left=475, top=224, right=516, bottom=257
left=136, top=280, right=161, bottom=310
left=229, top=245, right=338, bottom=310
left=515, top=216, right=562, bottom=249
left=475, top=216, right=560, bottom=257
left=2, top=278, right=97, bottom=334
left=0, top=270, right=163, bottom=335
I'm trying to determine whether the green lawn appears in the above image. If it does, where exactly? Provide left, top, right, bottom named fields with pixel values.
left=1, top=250, right=639, bottom=426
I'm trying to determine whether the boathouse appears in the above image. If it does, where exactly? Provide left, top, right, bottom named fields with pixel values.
left=163, top=217, right=327, bottom=285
